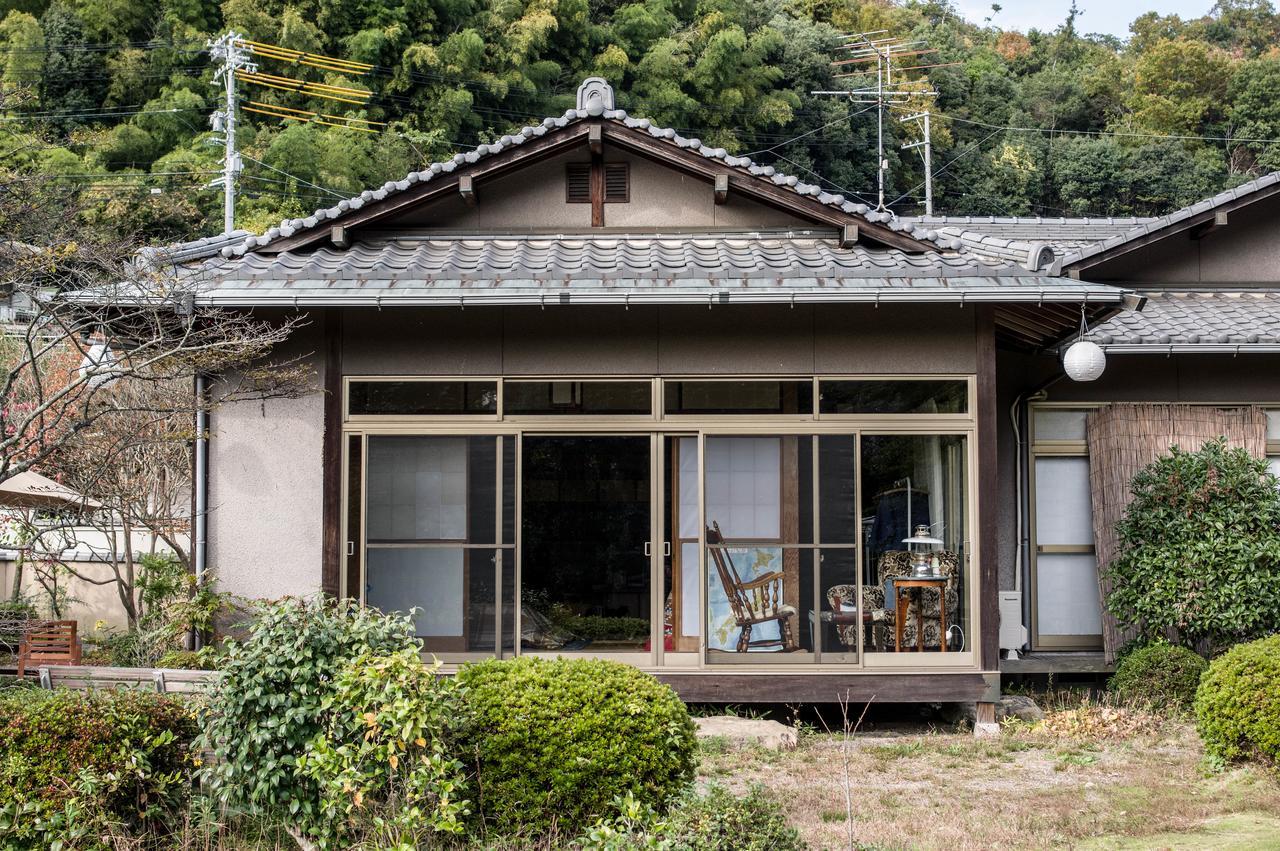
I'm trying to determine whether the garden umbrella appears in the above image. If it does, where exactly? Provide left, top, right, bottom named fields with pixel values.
left=0, top=471, right=99, bottom=510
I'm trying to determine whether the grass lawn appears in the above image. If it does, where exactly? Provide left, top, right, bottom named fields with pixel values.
left=697, top=718, right=1280, bottom=850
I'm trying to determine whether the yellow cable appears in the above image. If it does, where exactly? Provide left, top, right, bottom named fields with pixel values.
left=247, top=100, right=386, bottom=126
left=236, top=38, right=373, bottom=72
left=237, top=75, right=370, bottom=105
left=242, top=104, right=378, bottom=133
left=239, top=70, right=370, bottom=97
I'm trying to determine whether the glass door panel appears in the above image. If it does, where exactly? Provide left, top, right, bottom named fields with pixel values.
left=663, top=436, right=700, bottom=655
left=362, top=435, right=513, bottom=657
left=519, top=436, right=652, bottom=654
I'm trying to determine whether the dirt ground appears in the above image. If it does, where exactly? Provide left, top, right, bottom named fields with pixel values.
left=696, top=719, right=1280, bottom=851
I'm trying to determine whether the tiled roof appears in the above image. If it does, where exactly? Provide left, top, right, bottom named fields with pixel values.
left=212, top=79, right=960, bottom=259
left=903, top=216, right=1153, bottom=257
left=183, top=232, right=1126, bottom=308
left=1085, top=290, right=1280, bottom=352
left=1054, top=172, right=1280, bottom=270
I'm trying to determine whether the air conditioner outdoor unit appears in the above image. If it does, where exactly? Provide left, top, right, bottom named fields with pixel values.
left=999, top=591, right=1027, bottom=654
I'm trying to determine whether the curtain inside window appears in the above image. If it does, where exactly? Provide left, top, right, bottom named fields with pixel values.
left=1086, top=404, right=1267, bottom=660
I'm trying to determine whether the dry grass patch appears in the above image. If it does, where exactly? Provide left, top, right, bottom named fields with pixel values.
left=696, top=719, right=1280, bottom=850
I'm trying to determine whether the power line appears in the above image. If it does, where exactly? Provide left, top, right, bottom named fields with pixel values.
left=910, top=109, right=1280, bottom=146
left=240, top=153, right=346, bottom=199
left=739, top=104, right=877, bottom=157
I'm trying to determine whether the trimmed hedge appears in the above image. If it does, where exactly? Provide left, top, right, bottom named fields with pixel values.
left=457, top=656, right=697, bottom=838
left=1109, top=642, right=1207, bottom=711
left=0, top=688, right=198, bottom=844
left=1195, top=634, right=1280, bottom=768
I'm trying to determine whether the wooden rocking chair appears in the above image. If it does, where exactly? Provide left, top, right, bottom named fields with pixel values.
left=706, top=522, right=798, bottom=653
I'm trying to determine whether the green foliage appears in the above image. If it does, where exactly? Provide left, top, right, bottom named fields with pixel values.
left=98, top=556, right=233, bottom=667
left=1105, top=439, right=1280, bottom=652
left=1195, top=634, right=1280, bottom=768
left=554, top=612, right=651, bottom=642
left=198, top=597, right=420, bottom=831
left=1108, top=641, right=1208, bottom=712
left=576, top=785, right=805, bottom=851
left=456, top=656, right=697, bottom=839
left=9, top=1, right=1280, bottom=239
left=0, top=688, right=199, bottom=847
left=297, top=649, right=469, bottom=849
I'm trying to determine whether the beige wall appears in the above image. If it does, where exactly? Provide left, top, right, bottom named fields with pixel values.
left=383, top=150, right=811, bottom=231
left=1085, top=193, right=1280, bottom=284
left=1, top=559, right=132, bottom=635
left=343, top=304, right=978, bottom=376
left=207, top=321, right=326, bottom=600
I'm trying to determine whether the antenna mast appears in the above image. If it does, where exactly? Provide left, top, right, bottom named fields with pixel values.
left=899, top=111, right=933, bottom=216
left=207, top=32, right=256, bottom=235
left=813, top=31, right=937, bottom=212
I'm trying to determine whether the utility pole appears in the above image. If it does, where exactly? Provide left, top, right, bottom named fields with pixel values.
left=813, top=32, right=937, bottom=212
left=900, top=111, right=933, bottom=216
left=207, top=32, right=256, bottom=234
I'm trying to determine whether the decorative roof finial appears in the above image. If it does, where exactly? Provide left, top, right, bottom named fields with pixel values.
left=576, top=77, right=614, bottom=116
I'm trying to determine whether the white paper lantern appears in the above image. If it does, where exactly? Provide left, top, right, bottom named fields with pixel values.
left=1063, top=339, right=1106, bottom=382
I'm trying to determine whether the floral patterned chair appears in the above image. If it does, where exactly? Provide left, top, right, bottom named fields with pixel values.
left=825, top=550, right=960, bottom=651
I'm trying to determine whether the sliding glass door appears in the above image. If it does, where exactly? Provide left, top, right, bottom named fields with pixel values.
left=519, top=435, right=652, bottom=656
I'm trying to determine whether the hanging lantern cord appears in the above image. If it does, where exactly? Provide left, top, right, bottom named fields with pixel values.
left=1078, top=302, right=1088, bottom=341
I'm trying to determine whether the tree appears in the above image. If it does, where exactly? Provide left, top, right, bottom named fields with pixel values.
left=1105, top=438, right=1280, bottom=655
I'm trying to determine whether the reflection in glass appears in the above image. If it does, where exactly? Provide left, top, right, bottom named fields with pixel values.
left=860, top=434, right=968, bottom=652
left=504, top=381, right=651, bottom=415
left=820, top=380, right=967, bottom=415
left=663, top=436, right=701, bottom=653
left=665, top=381, right=813, bottom=415
left=349, top=381, right=497, bottom=416
left=520, top=436, right=651, bottom=652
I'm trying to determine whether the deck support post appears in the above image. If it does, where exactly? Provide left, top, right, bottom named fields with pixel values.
left=974, top=701, right=998, bottom=737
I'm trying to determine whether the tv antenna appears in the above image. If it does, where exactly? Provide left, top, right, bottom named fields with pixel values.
left=812, top=31, right=938, bottom=212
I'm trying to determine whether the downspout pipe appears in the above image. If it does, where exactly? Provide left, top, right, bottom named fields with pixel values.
left=193, top=373, right=209, bottom=647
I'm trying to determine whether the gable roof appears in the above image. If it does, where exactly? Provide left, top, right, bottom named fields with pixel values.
left=222, top=79, right=950, bottom=258
left=1053, top=172, right=1280, bottom=272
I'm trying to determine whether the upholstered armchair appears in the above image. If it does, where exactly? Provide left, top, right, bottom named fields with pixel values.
left=824, top=551, right=960, bottom=651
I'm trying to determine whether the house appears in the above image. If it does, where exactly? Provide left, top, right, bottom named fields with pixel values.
left=150, top=78, right=1280, bottom=709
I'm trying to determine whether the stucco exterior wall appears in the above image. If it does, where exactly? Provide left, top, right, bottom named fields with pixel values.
left=342, top=304, right=978, bottom=376
left=0, top=558, right=132, bottom=634
left=207, top=321, right=326, bottom=600
left=382, top=150, right=811, bottom=231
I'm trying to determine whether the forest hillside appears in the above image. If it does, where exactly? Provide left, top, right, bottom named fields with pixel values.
left=2, top=0, right=1278, bottom=242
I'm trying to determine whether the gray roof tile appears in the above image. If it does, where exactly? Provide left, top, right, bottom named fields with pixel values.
left=1085, top=290, right=1280, bottom=351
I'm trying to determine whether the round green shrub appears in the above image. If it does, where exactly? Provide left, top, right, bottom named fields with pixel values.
left=456, top=656, right=697, bottom=838
left=1106, top=439, right=1280, bottom=652
left=1195, top=634, right=1280, bottom=768
left=1108, top=641, right=1207, bottom=711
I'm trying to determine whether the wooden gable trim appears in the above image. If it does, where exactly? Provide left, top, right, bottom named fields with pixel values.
left=1065, top=181, right=1280, bottom=276
left=258, top=118, right=935, bottom=255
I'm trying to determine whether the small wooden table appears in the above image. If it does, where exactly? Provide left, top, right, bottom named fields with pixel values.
left=893, top=577, right=949, bottom=653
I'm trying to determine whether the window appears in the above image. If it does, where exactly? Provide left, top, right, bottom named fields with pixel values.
left=348, top=381, right=497, bottom=416
left=604, top=163, right=629, bottom=202
left=363, top=436, right=514, bottom=654
left=820, top=379, right=968, bottom=415
left=664, top=380, right=813, bottom=415
left=860, top=434, right=969, bottom=655
left=503, top=380, right=650, bottom=415
left=1029, top=406, right=1102, bottom=650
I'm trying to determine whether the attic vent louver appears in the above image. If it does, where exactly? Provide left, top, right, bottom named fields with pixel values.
left=566, top=163, right=591, bottom=203
left=604, top=163, right=629, bottom=202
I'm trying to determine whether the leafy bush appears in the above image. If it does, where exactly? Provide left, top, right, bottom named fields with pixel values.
left=297, top=649, right=470, bottom=849
left=198, top=597, right=420, bottom=833
left=0, top=688, right=198, bottom=847
left=577, top=786, right=805, bottom=851
left=1106, top=439, right=1280, bottom=652
left=457, top=656, right=697, bottom=838
left=1108, top=641, right=1207, bottom=711
left=1195, top=634, right=1280, bottom=768
left=156, top=648, right=218, bottom=670
left=557, top=614, right=651, bottom=642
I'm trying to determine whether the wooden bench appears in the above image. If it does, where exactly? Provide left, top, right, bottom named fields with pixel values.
left=16, top=620, right=81, bottom=677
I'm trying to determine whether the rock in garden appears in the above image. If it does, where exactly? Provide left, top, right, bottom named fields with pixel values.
left=694, top=716, right=798, bottom=750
